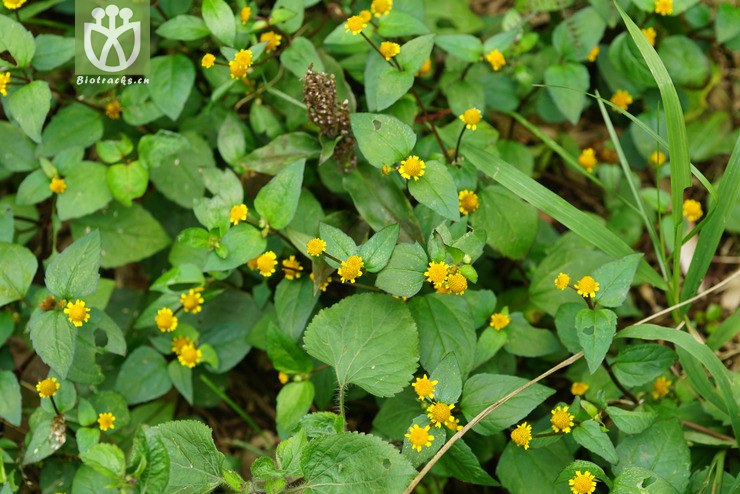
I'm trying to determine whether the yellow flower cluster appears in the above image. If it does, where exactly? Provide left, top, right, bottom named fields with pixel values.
left=485, top=49, right=506, bottom=71
left=230, top=204, right=248, bottom=225
left=379, top=41, right=400, bottom=61
left=64, top=299, right=91, bottom=328
left=555, top=273, right=600, bottom=299
left=682, top=199, right=702, bottom=222
left=50, top=177, right=67, bottom=194
left=459, top=108, right=482, bottom=131
left=458, top=190, right=479, bottom=215
left=98, top=412, right=116, bottom=431
left=338, top=255, right=364, bottom=283
left=260, top=31, right=283, bottom=53
left=229, top=49, right=253, bottom=79
left=610, top=89, right=633, bottom=112
left=405, top=373, right=463, bottom=452
left=489, top=312, right=510, bottom=330
left=511, top=404, right=578, bottom=450
left=578, top=148, right=597, bottom=173
left=0, top=72, right=10, bottom=97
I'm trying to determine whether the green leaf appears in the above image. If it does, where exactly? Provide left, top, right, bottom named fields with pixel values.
left=429, top=353, right=463, bottom=404
left=592, top=253, right=642, bottom=307
left=318, top=223, right=358, bottom=263
left=350, top=113, right=416, bottom=169
left=275, top=278, right=319, bottom=341
left=605, top=406, right=657, bottom=435
left=301, top=432, right=416, bottom=493
left=22, top=418, right=60, bottom=465
left=435, top=34, right=483, bottom=62
left=203, top=223, right=265, bottom=272
left=436, top=438, right=499, bottom=486
left=401, top=414, right=445, bottom=467
left=576, top=308, right=617, bottom=373
left=497, top=441, right=573, bottom=494
left=612, top=344, right=676, bottom=387
left=544, top=63, right=589, bottom=124
left=168, top=360, right=193, bottom=404
left=77, top=427, right=101, bottom=454
left=555, top=460, right=612, bottom=490
left=149, top=132, right=215, bottom=208
left=96, top=135, right=134, bottom=164
left=359, top=224, right=399, bottom=273
left=408, top=160, right=460, bottom=221
left=267, top=324, right=314, bottom=374
left=115, top=347, right=171, bottom=404
left=460, top=374, right=555, bottom=435
left=658, top=36, right=710, bottom=88
left=56, top=162, right=112, bottom=220
left=148, top=54, right=196, bottom=121
left=0, top=121, right=36, bottom=171
left=32, top=34, right=75, bottom=71
left=107, top=161, right=148, bottom=207
left=0, top=15, right=35, bottom=67
left=254, top=159, right=305, bottom=229
left=156, top=15, right=210, bottom=40
left=280, top=37, right=324, bottom=78
left=217, top=112, right=247, bottom=166
left=276, top=429, right=307, bottom=477
left=397, top=34, right=435, bottom=78
left=375, top=243, right=428, bottom=297
left=29, top=310, right=75, bottom=377
left=202, top=0, right=236, bottom=45
left=368, top=35, right=434, bottom=111
left=304, top=293, right=419, bottom=397
left=71, top=466, right=119, bottom=493
left=6, top=81, right=51, bottom=143
left=611, top=466, right=682, bottom=494
left=504, top=313, right=562, bottom=357
left=138, top=130, right=190, bottom=169
left=45, top=230, right=100, bottom=299
left=277, top=381, right=315, bottom=437
left=0, top=371, right=21, bottom=426
left=572, top=420, right=618, bottom=463
left=79, top=443, right=126, bottom=479
left=378, top=10, right=430, bottom=37
left=235, top=132, right=320, bottom=175
left=716, top=3, right=740, bottom=43
left=552, top=7, right=606, bottom=61
left=40, top=104, right=104, bottom=157
left=0, top=242, right=37, bottom=307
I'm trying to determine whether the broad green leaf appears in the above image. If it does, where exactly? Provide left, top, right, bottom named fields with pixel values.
left=267, top=324, right=314, bottom=374
left=474, top=328, right=507, bottom=369
left=497, top=441, right=573, bottom=494
left=203, top=223, right=265, bottom=272
left=658, top=35, right=710, bottom=88
left=552, top=7, right=606, bottom=61
left=272, top=0, right=304, bottom=33
left=148, top=54, right=196, bottom=121
left=156, top=15, right=210, bottom=41
left=79, top=443, right=126, bottom=479
left=107, top=161, right=148, bottom=207
left=6, top=81, right=51, bottom=143
left=435, top=34, right=483, bottom=62
left=40, top=104, right=104, bottom=157
left=544, top=63, right=589, bottom=124
left=202, top=0, right=236, bottom=45
left=22, top=418, right=60, bottom=465
left=576, top=308, right=617, bottom=373
left=435, top=438, right=498, bottom=486
left=56, top=162, right=112, bottom=220
left=0, top=371, right=21, bottom=426
left=318, top=223, right=358, bottom=264
left=373, top=389, right=424, bottom=440
left=375, top=242, right=428, bottom=297
left=280, top=37, right=324, bottom=77
left=0, top=15, right=35, bottom=67
left=401, top=414, right=446, bottom=467
left=276, top=381, right=315, bottom=437
left=45, top=230, right=101, bottom=299
left=138, top=130, right=190, bottom=169
left=77, top=427, right=101, bottom=454
left=254, top=159, right=305, bottom=229
left=429, top=353, right=463, bottom=404
left=29, top=310, right=76, bottom=378
left=0, top=242, right=37, bottom=307
left=592, top=253, right=642, bottom=308
left=276, top=429, right=308, bottom=478
left=32, top=34, right=75, bottom=71
left=612, top=344, right=676, bottom=387
left=303, top=294, right=419, bottom=397
left=96, top=135, right=134, bottom=164
left=611, top=466, right=682, bottom=494
left=217, top=112, right=247, bottom=166
left=359, top=224, right=399, bottom=273
left=275, top=278, right=319, bottom=341
left=716, top=3, right=740, bottom=43
left=572, top=420, right=618, bottom=463
left=71, top=466, right=120, bottom=494
left=408, top=160, right=460, bottom=221
left=0, top=121, right=36, bottom=171
left=378, top=10, right=429, bottom=37
left=131, top=428, right=171, bottom=494
left=149, top=132, right=215, bottom=208
left=605, top=406, right=657, bottom=435
left=504, top=313, right=562, bottom=357
left=168, top=360, right=193, bottom=404
left=397, top=34, right=435, bottom=77
left=236, top=132, right=320, bottom=175
left=350, top=113, right=416, bottom=169
left=555, top=460, right=612, bottom=490
left=115, top=347, right=171, bottom=404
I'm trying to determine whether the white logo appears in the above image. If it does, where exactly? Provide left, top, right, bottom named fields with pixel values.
left=83, top=5, right=141, bottom=72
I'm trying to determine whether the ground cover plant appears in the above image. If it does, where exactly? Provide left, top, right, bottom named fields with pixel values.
left=0, top=0, right=738, bottom=492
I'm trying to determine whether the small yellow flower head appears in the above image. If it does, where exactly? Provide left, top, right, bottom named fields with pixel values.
left=412, top=374, right=438, bottom=401
left=155, top=307, right=178, bottom=332
left=654, top=0, right=673, bottom=16
left=310, top=272, right=331, bottom=292
left=2, top=0, right=26, bottom=10
left=610, top=89, right=633, bottom=112
left=345, top=15, right=367, bottom=35
left=682, top=199, right=703, bottom=222
left=240, top=6, right=251, bottom=25
left=571, top=381, right=589, bottom=396
left=36, top=377, right=60, bottom=398
left=229, top=49, right=253, bottom=79
left=489, top=313, right=511, bottom=330
left=405, top=424, right=434, bottom=452
left=554, top=272, right=570, bottom=290
left=306, top=238, right=327, bottom=257
left=586, top=45, right=599, bottom=62
left=201, top=53, right=216, bottom=69
left=578, top=148, right=597, bottom=173
left=171, top=336, right=193, bottom=355
left=445, top=415, right=463, bottom=431
left=642, top=27, right=657, bottom=47
left=178, top=343, right=203, bottom=368
left=569, top=470, right=598, bottom=494
left=359, top=10, right=372, bottom=22
left=180, top=288, right=204, bottom=314
left=458, top=190, right=479, bottom=215
left=649, top=150, right=666, bottom=166
left=230, top=204, right=248, bottom=225
left=338, top=255, right=364, bottom=283
left=379, top=41, right=401, bottom=61
left=398, top=155, right=426, bottom=181
left=575, top=276, right=600, bottom=298
left=446, top=272, right=468, bottom=295
left=371, top=0, right=392, bottom=17
left=427, top=402, right=456, bottom=428
left=651, top=376, right=671, bottom=399
left=417, top=58, right=432, bottom=77
left=97, top=412, right=116, bottom=431
left=247, top=256, right=259, bottom=270
left=256, top=251, right=278, bottom=277
left=510, top=422, right=532, bottom=449
left=278, top=371, right=289, bottom=384
left=105, top=101, right=122, bottom=120
left=459, top=108, right=482, bottom=131
left=49, top=177, right=67, bottom=194
left=424, top=261, right=449, bottom=287
left=550, top=405, right=575, bottom=433
left=282, top=255, right=303, bottom=280
left=64, top=300, right=91, bottom=328
left=381, top=164, right=393, bottom=175
left=0, top=72, right=11, bottom=96
left=260, top=31, right=283, bottom=53
left=485, top=49, right=506, bottom=71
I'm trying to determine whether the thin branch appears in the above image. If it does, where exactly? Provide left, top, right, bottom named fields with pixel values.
left=603, top=359, right=640, bottom=406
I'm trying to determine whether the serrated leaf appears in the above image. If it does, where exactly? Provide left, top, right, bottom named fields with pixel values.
left=408, top=160, right=460, bottom=221
left=148, top=55, right=196, bottom=121
left=45, top=230, right=101, bottom=298
left=359, top=223, right=399, bottom=273
left=572, top=420, right=618, bottom=463
left=254, top=159, right=305, bottom=229
left=0, top=242, right=37, bottom=308
left=277, top=381, right=314, bottom=437
left=79, top=443, right=126, bottom=479
left=593, top=253, right=642, bottom=308
left=0, top=371, right=21, bottom=426
left=203, top=223, right=265, bottom=272
left=576, top=308, right=617, bottom=373
left=6, top=81, right=51, bottom=143
left=350, top=113, right=416, bottom=168
left=612, top=344, right=676, bottom=387
left=202, top=0, right=236, bottom=45
left=375, top=243, right=428, bottom=297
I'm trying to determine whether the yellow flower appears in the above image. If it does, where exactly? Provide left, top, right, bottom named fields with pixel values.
left=610, top=89, right=633, bottom=112
left=371, top=0, right=392, bottom=17
left=36, top=377, right=59, bottom=398
left=202, top=53, right=216, bottom=68
left=682, top=199, right=703, bottom=222
left=3, top=0, right=26, bottom=10
left=230, top=204, right=248, bottom=225
left=398, top=155, right=425, bottom=181
left=49, top=177, right=67, bottom=194
left=310, top=272, right=331, bottom=292
left=97, top=412, right=116, bottom=431
left=446, top=272, right=467, bottom=295
left=379, top=41, right=401, bottom=61
left=427, top=402, right=457, bottom=429
left=586, top=46, right=599, bottom=62
left=424, top=261, right=448, bottom=287
left=571, top=382, right=589, bottom=396
left=338, top=255, right=364, bottom=283
left=458, top=190, right=479, bottom=215
left=485, top=49, right=506, bottom=71
left=345, top=15, right=367, bottom=35
left=260, top=31, right=283, bottom=52
left=256, top=251, right=278, bottom=277
left=550, top=405, right=575, bottom=433
left=578, top=148, right=597, bottom=173
left=654, top=0, right=673, bottom=16
left=278, top=371, right=289, bottom=384
left=229, top=49, right=253, bottom=79
left=155, top=307, right=178, bottom=332
left=404, top=424, right=434, bottom=452
left=180, top=288, right=204, bottom=314
left=510, top=422, right=532, bottom=449
left=381, top=164, right=393, bottom=175
left=359, top=10, right=372, bottom=22
left=247, top=256, right=259, bottom=271
left=171, top=336, right=193, bottom=355
left=575, top=276, right=599, bottom=298
left=554, top=272, right=570, bottom=290
left=64, top=300, right=90, bottom=328
left=240, top=6, right=251, bottom=25
left=105, top=101, right=122, bottom=120
left=649, top=150, right=666, bottom=166
left=0, top=72, right=10, bottom=96
left=569, top=470, right=598, bottom=494
left=282, top=255, right=303, bottom=280
left=445, top=415, right=463, bottom=431
left=306, top=238, right=326, bottom=257
left=651, top=376, right=671, bottom=399
left=412, top=374, right=438, bottom=401
left=642, top=27, right=657, bottom=46
left=436, top=283, right=451, bottom=294
left=489, top=312, right=510, bottom=330
left=417, top=58, right=432, bottom=77
left=178, top=343, right=203, bottom=368
left=459, top=108, right=482, bottom=131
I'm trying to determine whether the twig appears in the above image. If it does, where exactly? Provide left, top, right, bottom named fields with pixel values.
left=602, top=359, right=640, bottom=406
left=199, top=375, right=263, bottom=434
left=682, top=420, right=735, bottom=443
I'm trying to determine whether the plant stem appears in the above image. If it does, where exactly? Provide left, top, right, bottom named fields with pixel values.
left=453, top=126, right=466, bottom=163
left=409, top=87, right=451, bottom=164
left=602, top=360, right=639, bottom=406
left=50, top=396, right=61, bottom=416
left=338, top=385, right=347, bottom=426
left=199, top=375, right=263, bottom=433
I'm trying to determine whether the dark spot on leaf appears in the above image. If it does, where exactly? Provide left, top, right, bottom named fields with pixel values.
left=373, top=119, right=382, bottom=131
left=382, top=458, right=391, bottom=469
